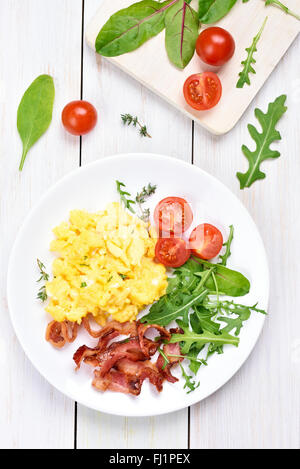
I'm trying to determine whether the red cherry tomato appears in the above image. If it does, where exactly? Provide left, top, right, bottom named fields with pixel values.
left=154, top=197, right=193, bottom=235
left=155, top=238, right=191, bottom=268
left=62, top=100, right=98, bottom=136
left=196, top=27, right=235, bottom=67
left=183, top=72, right=222, bottom=111
left=189, top=224, right=223, bottom=260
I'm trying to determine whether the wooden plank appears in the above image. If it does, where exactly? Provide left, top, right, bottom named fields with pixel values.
left=190, top=35, right=300, bottom=449
left=0, top=0, right=83, bottom=449
left=85, top=0, right=300, bottom=135
left=76, top=0, right=192, bottom=449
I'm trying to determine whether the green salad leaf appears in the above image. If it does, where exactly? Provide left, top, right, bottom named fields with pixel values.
left=236, top=17, right=268, bottom=89
left=165, top=0, right=199, bottom=69
left=169, top=320, right=240, bottom=354
left=95, top=0, right=175, bottom=57
left=198, top=0, right=238, bottom=23
left=219, top=225, right=234, bottom=266
left=237, top=95, right=287, bottom=189
left=265, top=0, right=300, bottom=21
left=17, top=75, right=55, bottom=171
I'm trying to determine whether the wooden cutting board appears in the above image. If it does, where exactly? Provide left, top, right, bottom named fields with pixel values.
left=86, top=0, right=300, bottom=135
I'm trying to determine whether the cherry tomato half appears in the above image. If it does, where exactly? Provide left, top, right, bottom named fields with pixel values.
left=183, top=72, right=222, bottom=111
left=154, top=197, right=193, bottom=235
left=155, top=238, right=191, bottom=268
left=196, top=27, right=235, bottom=67
left=189, top=224, right=223, bottom=260
left=62, top=100, right=98, bottom=136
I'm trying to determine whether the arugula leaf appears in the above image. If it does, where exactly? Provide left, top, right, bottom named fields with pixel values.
left=237, top=95, right=288, bottom=189
left=198, top=0, right=238, bottom=24
left=95, top=0, right=175, bottom=57
left=116, top=181, right=136, bottom=213
left=219, top=225, right=234, bottom=266
left=180, top=364, right=200, bottom=394
left=165, top=0, right=199, bottom=69
left=236, top=17, right=268, bottom=89
left=170, top=320, right=240, bottom=354
left=204, top=299, right=267, bottom=336
left=190, top=307, right=221, bottom=335
left=17, top=75, right=55, bottom=171
left=265, top=0, right=300, bottom=21
left=140, top=289, right=208, bottom=326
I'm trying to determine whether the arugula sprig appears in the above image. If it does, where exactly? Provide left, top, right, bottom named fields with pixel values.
left=237, top=94, right=287, bottom=189
left=236, top=17, right=268, bottom=89
left=116, top=180, right=156, bottom=222
left=37, top=259, right=49, bottom=302
left=219, top=225, right=234, bottom=266
left=265, top=0, right=300, bottom=21
left=116, top=180, right=136, bottom=213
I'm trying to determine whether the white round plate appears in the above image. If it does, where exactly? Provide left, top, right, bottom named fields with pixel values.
left=7, top=154, right=269, bottom=417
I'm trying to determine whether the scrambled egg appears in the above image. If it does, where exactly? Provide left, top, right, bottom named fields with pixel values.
left=45, top=202, right=167, bottom=324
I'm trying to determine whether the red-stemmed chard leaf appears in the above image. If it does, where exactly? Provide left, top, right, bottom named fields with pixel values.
left=95, top=0, right=178, bottom=57
left=165, top=0, right=199, bottom=69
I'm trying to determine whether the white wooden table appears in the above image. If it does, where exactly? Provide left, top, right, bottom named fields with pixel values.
left=1, top=0, right=299, bottom=449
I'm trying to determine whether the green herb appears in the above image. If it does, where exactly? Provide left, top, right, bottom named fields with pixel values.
left=180, top=364, right=200, bottom=393
left=219, top=225, right=234, bottom=266
left=265, top=0, right=300, bottom=21
left=80, top=282, right=87, bottom=288
left=116, top=181, right=136, bottom=213
left=17, top=75, right=55, bottom=171
left=237, top=95, right=287, bottom=189
left=95, top=0, right=176, bottom=57
left=165, top=0, right=199, bottom=69
left=37, top=259, right=49, bottom=302
left=205, top=299, right=266, bottom=336
left=119, top=274, right=128, bottom=280
left=158, top=348, right=170, bottom=370
left=121, top=114, right=151, bottom=138
left=195, top=259, right=250, bottom=297
left=236, top=17, right=268, bottom=89
left=140, top=289, right=208, bottom=326
left=198, top=0, right=238, bottom=24
left=170, top=320, right=240, bottom=354
left=135, top=183, right=157, bottom=222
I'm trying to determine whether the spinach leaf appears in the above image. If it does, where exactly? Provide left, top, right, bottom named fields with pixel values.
left=170, top=320, right=239, bottom=354
left=198, top=0, right=238, bottom=24
left=95, top=0, right=175, bottom=57
left=197, top=259, right=250, bottom=297
left=165, top=0, right=199, bottom=69
left=17, top=75, right=55, bottom=171
left=237, top=95, right=287, bottom=189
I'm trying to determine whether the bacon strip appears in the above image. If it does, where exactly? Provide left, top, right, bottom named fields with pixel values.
left=137, top=322, right=171, bottom=356
left=46, top=321, right=78, bottom=349
left=92, top=369, right=142, bottom=396
left=83, top=317, right=137, bottom=339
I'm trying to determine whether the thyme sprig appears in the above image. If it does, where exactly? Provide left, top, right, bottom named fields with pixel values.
left=37, top=259, right=49, bottom=302
left=121, top=113, right=152, bottom=138
left=135, top=183, right=157, bottom=222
